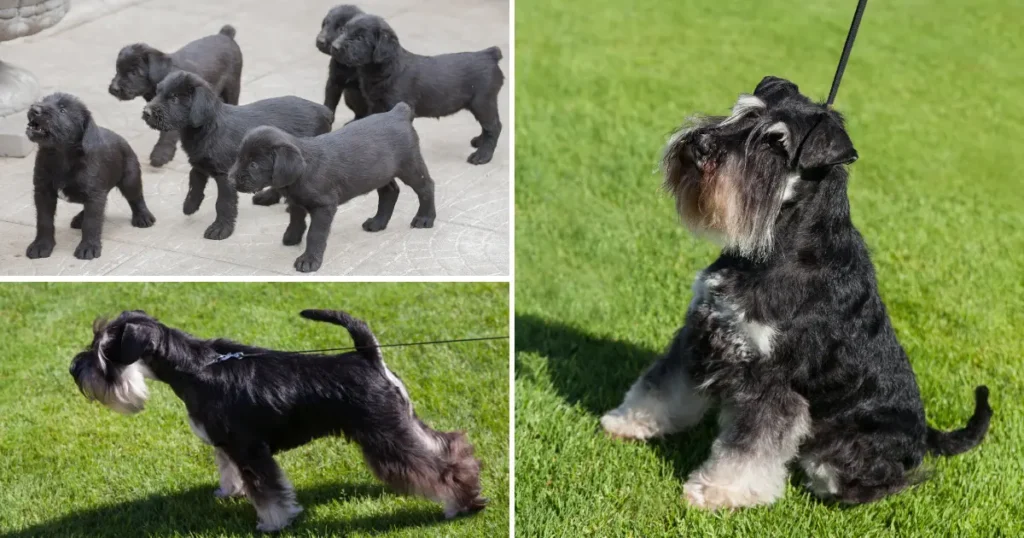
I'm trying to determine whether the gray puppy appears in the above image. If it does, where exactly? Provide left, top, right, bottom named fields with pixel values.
left=109, top=25, right=242, bottom=168
left=230, top=102, right=436, bottom=273
left=142, top=71, right=332, bottom=240
left=330, top=14, right=504, bottom=165
left=25, top=93, right=155, bottom=260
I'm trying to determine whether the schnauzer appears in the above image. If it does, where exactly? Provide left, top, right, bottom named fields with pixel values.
left=600, top=76, right=992, bottom=508
left=69, top=309, right=487, bottom=532
left=25, top=93, right=155, bottom=260
left=330, top=14, right=505, bottom=165
left=109, top=25, right=242, bottom=167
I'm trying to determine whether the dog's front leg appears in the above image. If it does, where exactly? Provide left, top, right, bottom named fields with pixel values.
left=282, top=203, right=308, bottom=246
left=293, top=205, right=337, bottom=272
left=214, top=448, right=245, bottom=498
left=150, top=130, right=179, bottom=168
left=73, top=197, right=107, bottom=260
left=230, top=444, right=303, bottom=532
left=183, top=168, right=209, bottom=215
left=204, top=174, right=237, bottom=240
left=26, top=186, right=58, bottom=259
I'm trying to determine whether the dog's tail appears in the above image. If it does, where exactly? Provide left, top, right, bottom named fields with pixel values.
left=299, top=309, right=382, bottom=361
left=219, top=25, right=237, bottom=39
left=926, top=386, right=992, bottom=456
left=391, top=102, right=414, bottom=122
left=482, top=46, right=502, bottom=62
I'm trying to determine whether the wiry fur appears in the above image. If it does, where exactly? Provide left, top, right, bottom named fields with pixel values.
left=602, top=75, right=992, bottom=508
left=69, top=309, right=487, bottom=532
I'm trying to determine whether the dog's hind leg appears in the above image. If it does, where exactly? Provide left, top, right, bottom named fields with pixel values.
left=117, top=149, right=156, bottom=228
left=150, top=130, right=179, bottom=168
left=230, top=443, right=302, bottom=532
left=601, top=328, right=710, bottom=440
left=214, top=448, right=245, bottom=498
left=397, top=151, right=436, bottom=229
left=361, top=180, right=400, bottom=232
left=183, top=168, right=209, bottom=215
left=467, top=95, right=501, bottom=165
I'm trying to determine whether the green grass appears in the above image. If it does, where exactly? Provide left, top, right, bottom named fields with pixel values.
left=514, top=0, right=1024, bottom=536
left=0, top=283, right=509, bottom=538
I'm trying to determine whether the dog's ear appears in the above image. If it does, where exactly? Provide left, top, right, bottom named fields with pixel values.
left=189, top=83, right=217, bottom=127
left=272, top=143, right=306, bottom=189
left=372, top=26, right=399, bottom=64
left=117, top=323, right=154, bottom=364
left=797, top=114, right=858, bottom=171
left=92, top=316, right=110, bottom=336
left=754, top=76, right=800, bottom=107
left=146, top=50, right=171, bottom=84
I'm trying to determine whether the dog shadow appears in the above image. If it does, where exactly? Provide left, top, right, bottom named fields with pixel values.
left=515, top=313, right=720, bottom=483
left=0, top=482, right=449, bottom=538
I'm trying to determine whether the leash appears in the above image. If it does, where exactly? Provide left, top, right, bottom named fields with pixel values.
left=210, top=335, right=509, bottom=363
left=826, top=0, right=868, bottom=108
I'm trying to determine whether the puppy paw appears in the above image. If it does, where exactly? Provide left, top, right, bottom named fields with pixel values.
left=282, top=229, right=305, bottom=246
left=252, top=190, right=281, bottom=206
left=132, top=210, right=156, bottom=228
left=599, top=410, right=658, bottom=441
left=183, top=191, right=204, bottom=215
left=294, top=254, right=323, bottom=273
left=70, top=211, right=84, bottom=229
left=470, top=135, right=482, bottom=148
left=150, top=146, right=175, bottom=168
left=25, top=240, right=55, bottom=259
left=467, top=149, right=494, bottom=165
left=362, top=217, right=389, bottom=232
left=255, top=503, right=303, bottom=532
left=204, top=221, right=235, bottom=240
left=410, top=216, right=434, bottom=229
left=73, top=242, right=102, bottom=260
left=683, top=475, right=779, bottom=510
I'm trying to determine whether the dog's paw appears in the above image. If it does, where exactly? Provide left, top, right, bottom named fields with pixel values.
left=282, top=229, right=304, bottom=246
left=73, top=241, right=102, bottom=260
left=255, top=503, right=303, bottom=533
left=410, top=216, right=434, bottom=229
left=362, top=217, right=388, bottom=232
left=183, top=191, right=204, bottom=215
left=25, top=240, right=55, bottom=259
left=252, top=190, right=281, bottom=206
left=204, top=221, right=235, bottom=240
left=683, top=475, right=779, bottom=510
left=132, top=210, right=156, bottom=228
left=599, top=410, right=658, bottom=441
left=70, top=211, right=84, bottom=229
left=467, top=148, right=494, bottom=165
left=150, top=146, right=175, bottom=168
left=470, top=135, right=482, bottom=148
left=214, top=487, right=244, bottom=499
left=294, top=254, right=323, bottom=273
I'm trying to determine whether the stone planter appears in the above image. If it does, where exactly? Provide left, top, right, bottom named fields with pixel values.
left=0, top=0, right=70, bottom=157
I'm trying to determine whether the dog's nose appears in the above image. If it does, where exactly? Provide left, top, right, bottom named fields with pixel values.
left=141, top=106, right=152, bottom=120
left=316, top=37, right=326, bottom=48
left=692, top=133, right=712, bottom=159
left=109, top=81, right=120, bottom=93
left=28, top=104, right=42, bottom=117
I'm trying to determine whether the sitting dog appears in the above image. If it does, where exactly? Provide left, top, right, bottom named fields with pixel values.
left=330, top=14, right=504, bottom=165
left=109, top=25, right=242, bottom=168
left=230, top=102, right=436, bottom=273
left=69, top=309, right=487, bottom=532
left=600, top=76, right=992, bottom=508
left=142, top=71, right=333, bottom=240
left=25, top=93, right=155, bottom=260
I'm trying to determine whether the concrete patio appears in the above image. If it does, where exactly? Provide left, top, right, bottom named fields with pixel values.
left=0, top=0, right=509, bottom=276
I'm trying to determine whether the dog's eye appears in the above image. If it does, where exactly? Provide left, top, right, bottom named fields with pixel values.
left=766, top=132, right=787, bottom=152
left=249, top=161, right=259, bottom=170
left=169, top=95, right=178, bottom=103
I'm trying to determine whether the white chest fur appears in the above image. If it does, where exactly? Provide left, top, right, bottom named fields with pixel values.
left=188, top=416, right=213, bottom=445
left=690, top=270, right=778, bottom=357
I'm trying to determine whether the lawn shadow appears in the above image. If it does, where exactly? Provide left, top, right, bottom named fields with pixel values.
left=515, top=313, right=719, bottom=482
left=0, top=482, right=451, bottom=538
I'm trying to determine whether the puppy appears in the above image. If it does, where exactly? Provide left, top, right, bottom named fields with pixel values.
left=331, top=14, right=505, bottom=165
left=25, top=93, right=155, bottom=260
left=69, top=309, right=487, bottom=532
left=109, top=25, right=243, bottom=168
left=230, top=102, right=436, bottom=273
left=142, top=71, right=333, bottom=240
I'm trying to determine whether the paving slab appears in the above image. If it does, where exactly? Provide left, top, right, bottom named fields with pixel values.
left=0, top=0, right=510, bottom=276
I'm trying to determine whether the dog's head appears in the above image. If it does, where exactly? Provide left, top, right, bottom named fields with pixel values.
left=330, top=14, right=399, bottom=66
left=109, top=43, right=172, bottom=101
left=25, top=93, right=93, bottom=147
left=69, top=310, right=160, bottom=415
left=143, top=71, right=219, bottom=131
left=317, top=4, right=364, bottom=55
left=662, top=75, right=858, bottom=259
left=229, top=126, right=306, bottom=193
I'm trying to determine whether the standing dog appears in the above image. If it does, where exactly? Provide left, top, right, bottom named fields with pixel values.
left=142, top=71, right=332, bottom=240
left=330, top=14, right=504, bottom=165
left=600, top=76, right=992, bottom=508
left=109, top=25, right=242, bottom=168
left=231, top=103, right=436, bottom=273
left=69, top=309, right=487, bottom=532
left=25, top=93, right=155, bottom=260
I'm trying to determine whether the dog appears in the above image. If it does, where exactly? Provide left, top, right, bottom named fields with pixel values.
left=230, top=102, right=435, bottom=273
left=69, top=309, right=487, bottom=532
left=142, top=71, right=333, bottom=240
left=599, top=76, right=992, bottom=509
left=109, top=25, right=242, bottom=168
left=24, top=93, right=156, bottom=260
left=330, top=14, right=504, bottom=165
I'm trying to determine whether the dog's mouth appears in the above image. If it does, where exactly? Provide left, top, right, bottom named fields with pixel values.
left=25, top=120, right=48, bottom=141
left=233, top=175, right=260, bottom=193
left=316, top=39, right=331, bottom=54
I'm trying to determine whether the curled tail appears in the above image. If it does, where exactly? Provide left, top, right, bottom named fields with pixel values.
left=927, top=386, right=992, bottom=456
left=219, top=25, right=237, bottom=39
left=483, top=46, right=502, bottom=62
left=299, top=309, right=381, bottom=361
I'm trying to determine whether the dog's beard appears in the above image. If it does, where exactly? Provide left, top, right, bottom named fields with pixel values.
left=79, top=334, right=153, bottom=414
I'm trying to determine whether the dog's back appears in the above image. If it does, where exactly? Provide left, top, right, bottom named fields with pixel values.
left=170, top=25, right=243, bottom=92
left=404, top=46, right=504, bottom=118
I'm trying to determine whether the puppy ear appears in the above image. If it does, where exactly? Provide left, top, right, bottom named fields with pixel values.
left=797, top=114, right=858, bottom=171
left=189, top=84, right=217, bottom=127
left=146, top=51, right=171, bottom=84
left=272, top=143, right=305, bottom=189
left=92, top=316, right=110, bottom=335
left=754, top=76, right=800, bottom=107
left=112, top=323, right=156, bottom=364
left=372, top=26, right=399, bottom=64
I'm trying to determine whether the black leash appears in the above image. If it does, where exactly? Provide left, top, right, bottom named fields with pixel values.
left=826, top=0, right=868, bottom=108
left=211, top=335, right=509, bottom=363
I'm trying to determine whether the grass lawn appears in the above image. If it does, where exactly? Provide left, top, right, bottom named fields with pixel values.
left=514, top=0, right=1023, bottom=536
left=0, top=282, right=509, bottom=538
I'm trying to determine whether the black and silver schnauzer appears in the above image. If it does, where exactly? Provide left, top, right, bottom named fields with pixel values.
left=601, top=76, right=992, bottom=508
left=70, top=310, right=486, bottom=531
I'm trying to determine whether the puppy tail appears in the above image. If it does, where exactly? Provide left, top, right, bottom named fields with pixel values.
left=299, top=309, right=382, bottom=360
left=391, top=102, right=414, bottom=122
left=219, top=25, right=237, bottom=39
left=927, top=386, right=992, bottom=456
left=483, top=46, right=502, bottom=62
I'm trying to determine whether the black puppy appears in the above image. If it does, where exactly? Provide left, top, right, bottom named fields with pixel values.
left=142, top=71, right=332, bottom=240
left=25, top=93, right=155, bottom=260
left=331, top=14, right=504, bottom=165
left=109, top=25, right=242, bottom=168
left=230, top=103, right=435, bottom=273
left=69, top=309, right=487, bottom=532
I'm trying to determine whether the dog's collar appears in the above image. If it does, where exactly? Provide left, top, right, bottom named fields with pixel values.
left=213, top=351, right=245, bottom=363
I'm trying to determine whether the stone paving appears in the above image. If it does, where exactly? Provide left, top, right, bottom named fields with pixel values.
left=0, top=0, right=509, bottom=276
